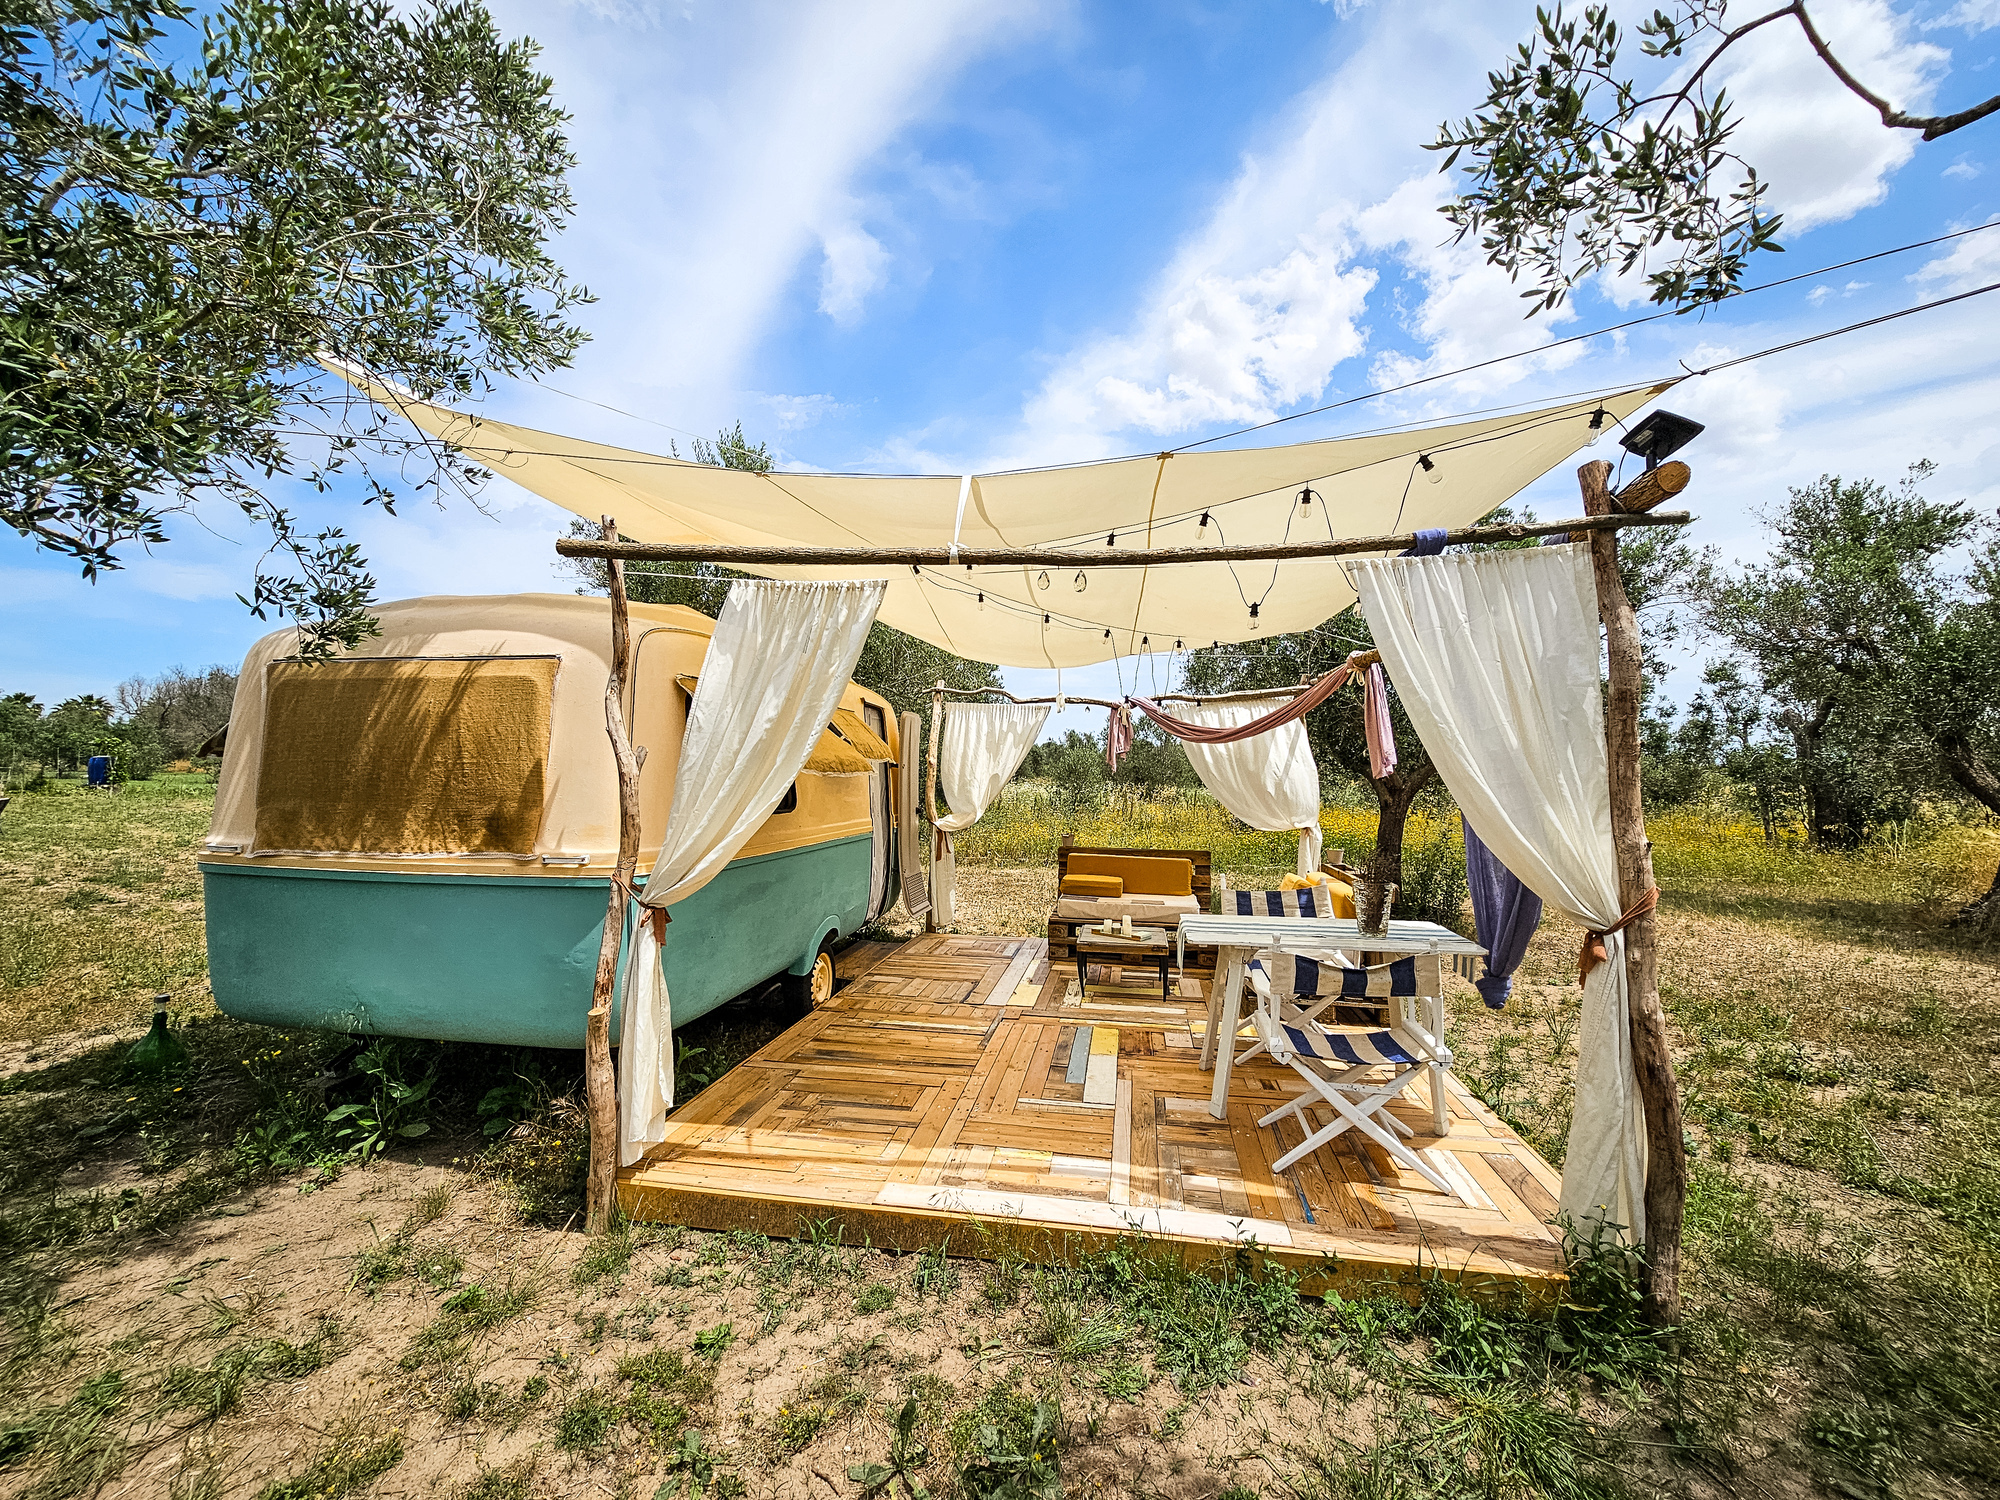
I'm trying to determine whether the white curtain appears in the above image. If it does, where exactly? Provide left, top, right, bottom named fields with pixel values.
left=618, top=578, right=887, bottom=1165
left=929, top=702, right=1049, bottom=924
left=1173, top=697, right=1324, bottom=875
left=1351, top=545, right=1647, bottom=1243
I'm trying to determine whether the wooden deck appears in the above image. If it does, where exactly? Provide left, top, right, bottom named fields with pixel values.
left=619, top=934, right=1568, bottom=1303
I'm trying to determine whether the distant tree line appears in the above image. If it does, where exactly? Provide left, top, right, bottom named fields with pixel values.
left=2, top=667, right=236, bottom=785
left=1647, top=465, right=2000, bottom=924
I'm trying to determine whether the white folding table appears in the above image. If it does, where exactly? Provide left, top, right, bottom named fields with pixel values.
left=1178, top=914, right=1487, bottom=1127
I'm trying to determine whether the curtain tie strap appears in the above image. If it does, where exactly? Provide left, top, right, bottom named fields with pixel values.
left=1578, top=886, right=1659, bottom=986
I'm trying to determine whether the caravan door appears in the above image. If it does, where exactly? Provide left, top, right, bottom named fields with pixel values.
left=864, top=701, right=892, bottom=923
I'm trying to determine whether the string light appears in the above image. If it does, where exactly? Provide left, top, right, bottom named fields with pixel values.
left=1248, top=601, right=1261, bottom=632
left=1036, top=570, right=1050, bottom=590
left=1197, top=512, right=1211, bottom=537
left=1073, top=571, right=1087, bottom=592
left=1586, top=407, right=1608, bottom=447
left=1418, top=454, right=1443, bottom=485
left=1106, top=531, right=1117, bottom=547
left=1297, top=486, right=1317, bottom=513
left=976, top=592, right=984, bottom=609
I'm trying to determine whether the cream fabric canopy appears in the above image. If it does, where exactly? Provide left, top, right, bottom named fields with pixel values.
left=352, top=372, right=1674, bottom=668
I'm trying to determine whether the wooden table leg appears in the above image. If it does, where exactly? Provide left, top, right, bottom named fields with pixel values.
left=1208, top=946, right=1247, bottom=1120
left=1425, top=993, right=1450, bottom=1137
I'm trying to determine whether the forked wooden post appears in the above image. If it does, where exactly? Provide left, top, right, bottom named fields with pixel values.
left=585, top=514, right=644, bottom=1235
left=1579, top=461, right=1686, bottom=1323
left=923, top=680, right=945, bottom=932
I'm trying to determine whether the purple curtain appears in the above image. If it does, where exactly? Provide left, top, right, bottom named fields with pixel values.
left=1463, top=814, right=1541, bottom=1009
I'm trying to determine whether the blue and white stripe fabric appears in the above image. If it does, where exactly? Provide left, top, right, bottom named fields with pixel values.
left=1281, top=1026, right=1415, bottom=1066
left=1230, top=886, right=1340, bottom=918
left=1248, top=953, right=1418, bottom=998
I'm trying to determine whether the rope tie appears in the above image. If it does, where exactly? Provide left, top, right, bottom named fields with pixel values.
left=1578, top=886, right=1658, bottom=985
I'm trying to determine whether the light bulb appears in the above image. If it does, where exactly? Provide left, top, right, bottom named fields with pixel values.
left=976, top=592, right=985, bottom=610
left=1418, top=454, right=1443, bottom=486
left=1037, top=570, right=1050, bottom=591
left=1197, top=512, right=1210, bottom=537
left=1073, top=571, right=1086, bottom=592
left=1587, top=407, right=1607, bottom=447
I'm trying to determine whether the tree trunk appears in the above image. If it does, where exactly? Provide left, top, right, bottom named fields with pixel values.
left=1581, top=460, right=1686, bottom=1327
left=1365, top=764, right=1433, bottom=890
left=585, top=515, right=643, bottom=1236
left=1938, top=734, right=2000, bottom=931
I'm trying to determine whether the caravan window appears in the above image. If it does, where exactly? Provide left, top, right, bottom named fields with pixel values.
left=253, top=656, right=557, bottom=856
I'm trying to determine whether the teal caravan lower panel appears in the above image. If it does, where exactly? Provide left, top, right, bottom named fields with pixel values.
left=201, top=835, right=872, bottom=1049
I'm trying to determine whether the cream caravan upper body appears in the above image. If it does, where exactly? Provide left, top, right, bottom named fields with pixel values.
left=203, top=593, right=897, bottom=877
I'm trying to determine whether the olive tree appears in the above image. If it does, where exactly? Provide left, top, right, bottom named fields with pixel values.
left=2, top=0, right=591, bottom=654
left=1434, top=3, right=2000, bottom=312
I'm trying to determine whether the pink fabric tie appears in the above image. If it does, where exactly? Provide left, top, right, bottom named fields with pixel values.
left=1128, top=652, right=1399, bottom=778
left=1361, top=663, right=1397, bottom=779
left=1104, top=705, right=1134, bottom=772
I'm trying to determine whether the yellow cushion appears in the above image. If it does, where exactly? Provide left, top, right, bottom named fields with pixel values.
left=1278, top=872, right=1322, bottom=891
left=1060, top=873, right=1124, bottom=897
left=1067, top=853, right=1194, bottom=896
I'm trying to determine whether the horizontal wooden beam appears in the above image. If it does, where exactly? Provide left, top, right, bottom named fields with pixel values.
left=554, top=509, right=1693, bottom=570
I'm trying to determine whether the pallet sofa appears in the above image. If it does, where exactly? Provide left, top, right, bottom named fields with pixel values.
left=1046, top=840, right=1215, bottom=970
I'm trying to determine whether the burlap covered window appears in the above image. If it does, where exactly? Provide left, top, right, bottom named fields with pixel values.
left=254, top=656, right=558, bottom=856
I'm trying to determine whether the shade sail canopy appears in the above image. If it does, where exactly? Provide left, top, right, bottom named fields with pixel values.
left=358, top=374, right=1675, bottom=668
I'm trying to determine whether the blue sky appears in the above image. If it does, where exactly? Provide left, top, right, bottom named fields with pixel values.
left=7, top=0, right=2000, bottom=742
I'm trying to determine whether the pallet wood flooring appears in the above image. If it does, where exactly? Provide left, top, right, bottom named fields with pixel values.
left=619, top=934, right=1567, bottom=1302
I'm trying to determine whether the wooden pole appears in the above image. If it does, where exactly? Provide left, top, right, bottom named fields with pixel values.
left=924, top=680, right=944, bottom=933
left=1578, top=460, right=1686, bottom=1324
left=584, top=514, right=643, bottom=1236
left=556, top=509, right=1691, bottom=571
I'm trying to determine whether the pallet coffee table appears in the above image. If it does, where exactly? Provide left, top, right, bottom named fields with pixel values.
left=1073, top=925, right=1173, bottom=999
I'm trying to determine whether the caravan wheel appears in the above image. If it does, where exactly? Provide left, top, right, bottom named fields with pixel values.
left=782, top=939, right=836, bottom=1017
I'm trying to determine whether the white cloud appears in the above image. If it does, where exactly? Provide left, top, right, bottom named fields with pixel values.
left=1913, top=217, right=2000, bottom=290
left=816, top=214, right=892, bottom=325
left=754, top=391, right=844, bottom=432
left=1708, top=0, right=1946, bottom=231
left=485, top=0, right=1055, bottom=435
left=1354, top=173, right=1584, bottom=404
left=1944, top=155, right=1984, bottom=179
left=995, top=4, right=1521, bottom=465
left=1924, top=0, right=2000, bottom=32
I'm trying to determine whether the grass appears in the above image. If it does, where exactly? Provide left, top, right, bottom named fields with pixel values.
left=0, top=775, right=215, bottom=1043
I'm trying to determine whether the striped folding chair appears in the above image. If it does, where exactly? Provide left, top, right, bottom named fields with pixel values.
left=1223, top=884, right=1347, bottom=918
left=1237, top=950, right=1428, bottom=1066
left=1248, top=944, right=1454, bottom=1191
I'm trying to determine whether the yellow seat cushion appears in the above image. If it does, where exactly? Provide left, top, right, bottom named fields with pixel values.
left=1066, top=853, right=1194, bottom=896
left=1060, top=873, right=1124, bottom=898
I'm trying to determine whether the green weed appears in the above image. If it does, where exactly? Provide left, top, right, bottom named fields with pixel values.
left=555, top=1385, right=620, bottom=1452
left=256, top=1427, right=404, bottom=1500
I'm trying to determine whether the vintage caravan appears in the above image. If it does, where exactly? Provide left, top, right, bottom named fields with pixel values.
left=201, top=593, right=905, bottom=1047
